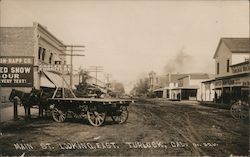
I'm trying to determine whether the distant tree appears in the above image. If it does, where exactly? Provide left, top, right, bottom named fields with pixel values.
left=130, top=78, right=150, bottom=97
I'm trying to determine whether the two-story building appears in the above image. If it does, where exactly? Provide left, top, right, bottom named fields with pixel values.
left=0, top=22, right=68, bottom=104
left=202, top=38, right=250, bottom=104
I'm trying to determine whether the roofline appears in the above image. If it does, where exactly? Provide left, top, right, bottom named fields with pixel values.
left=215, top=72, right=249, bottom=80
left=201, top=79, right=216, bottom=83
left=153, top=88, right=165, bottom=92
left=178, top=74, right=209, bottom=80
left=213, top=37, right=250, bottom=59
left=172, top=86, right=199, bottom=90
left=0, top=23, right=65, bottom=46
left=213, top=38, right=223, bottom=59
left=0, top=26, right=33, bottom=28
left=35, top=22, right=65, bottom=46
left=231, top=51, right=250, bottom=53
left=178, top=75, right=189, bottom=80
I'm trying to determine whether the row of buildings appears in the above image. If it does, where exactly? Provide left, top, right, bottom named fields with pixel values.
left=0, top=22, right=249, bottom=105
left=150, top=72, right=214, bottom=101
left=151, top=38, right=249, bottom=104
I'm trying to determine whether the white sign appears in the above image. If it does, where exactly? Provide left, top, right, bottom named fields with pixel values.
left=38, top=64, right=71, bottom=73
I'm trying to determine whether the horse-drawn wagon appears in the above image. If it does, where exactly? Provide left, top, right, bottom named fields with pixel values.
left=230, top=100, right=249, bottom=120
left=9, top=87, right=134, bottom=126
left=48, top=97, right=133, bottom=126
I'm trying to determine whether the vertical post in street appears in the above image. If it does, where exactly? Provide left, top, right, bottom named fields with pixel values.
left=62, top=60, right=65, bottom=98
left=180, top=89, right=182, bottom=101
left=209, top=84, right=211, bottom=101
left=13, top=97, right=18, bottom=121
left=221, top=87, right=223, bottom=104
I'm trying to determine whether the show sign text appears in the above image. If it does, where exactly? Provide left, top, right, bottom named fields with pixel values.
left=0, top=57, right=34, bottom=87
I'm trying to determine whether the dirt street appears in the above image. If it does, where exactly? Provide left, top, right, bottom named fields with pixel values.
left=0, top=99, right=248, bottom=156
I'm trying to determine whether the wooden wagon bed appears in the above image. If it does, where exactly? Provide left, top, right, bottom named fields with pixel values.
left=47, top=97, right=135, bottom=126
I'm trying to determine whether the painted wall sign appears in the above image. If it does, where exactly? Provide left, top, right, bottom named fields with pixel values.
left=38, top=64, right=70, bottom=74
left=0, top=57, right=34, bottom=87
left=231, top=62, right=250, bottom=73
left=215, top=77, right=249, bottom=87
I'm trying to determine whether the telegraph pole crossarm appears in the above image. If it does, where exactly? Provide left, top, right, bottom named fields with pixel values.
left=59, top=44, right=85, bottom=97
left=88, top=66, right=104, bottom=85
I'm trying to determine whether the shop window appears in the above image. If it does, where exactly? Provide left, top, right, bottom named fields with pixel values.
left=55, top=61, right=61, bottom=65
left=217, top=62, right=219, bottom=74
left=42, top=48, right=46, bottom=61
left=38, top=47, right=43, bottom=60
left=226, top=59, right=230, bottom=72
left=49, top=53, right=53, bottom=64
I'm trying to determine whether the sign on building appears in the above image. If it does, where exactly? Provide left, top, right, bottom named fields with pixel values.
left=231, top=62, right=250, bottom=73
left=0, top=57, right=34, bottom=87
left=38, top=64, right=71, bottom=74
left=214, top=77, right=250, bottom=88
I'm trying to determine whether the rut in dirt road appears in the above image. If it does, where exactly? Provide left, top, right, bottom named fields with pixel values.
left=134, top=103, right=203, bottom=156
left=133, top=99, right=249, bottom=156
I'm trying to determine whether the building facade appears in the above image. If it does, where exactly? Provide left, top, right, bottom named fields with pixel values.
left=171, top=73, right=211, bottom=101
left=0, top=22, right=67, bottom=103
left=153, top=73, right=211, bottom=100
left=202, top=38, right=250, bottom=104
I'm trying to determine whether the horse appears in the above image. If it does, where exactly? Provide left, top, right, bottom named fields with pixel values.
left=39, top=87, right=55, bottom=116
left=9, top=88, right=42, bottom=120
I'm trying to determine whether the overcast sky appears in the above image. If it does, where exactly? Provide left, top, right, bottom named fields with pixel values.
left=0, top=0, right=249, bottom=92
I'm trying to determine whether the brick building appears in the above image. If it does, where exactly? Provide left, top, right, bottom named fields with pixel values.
left=0, top=22, right=67, bottom=103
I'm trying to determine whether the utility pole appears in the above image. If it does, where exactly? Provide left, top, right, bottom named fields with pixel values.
left=60, top=45, right=85, bottom=88
left=105, top=73, right=112, bottom=88
left=88, top=66, right=104, bottom=85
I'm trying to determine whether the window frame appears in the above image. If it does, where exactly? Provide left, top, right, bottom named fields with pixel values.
left=226, top=59, right=230, bottom=72
left=217, top=62, right=220, bottom=74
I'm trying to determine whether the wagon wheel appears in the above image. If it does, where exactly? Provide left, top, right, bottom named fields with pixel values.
left=87, top=106, right=106, bottom=127
left=111, top=106, right=129, bottom=124
left=52, top=107, right=67, bottom=122
left=230, top=102, right=248, bottom=119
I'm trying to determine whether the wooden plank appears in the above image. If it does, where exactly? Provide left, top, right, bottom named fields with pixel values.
left=47, top=97, right=134, bottom=104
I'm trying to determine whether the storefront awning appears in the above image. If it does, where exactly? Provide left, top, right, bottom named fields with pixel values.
left=44, top=71, right=64, bottom=88
left=172, top=86, right=198, bottom=90
left=153, top=88, right=165, bottom=92
left=40, top=73, right=56, bottom=88
left=42, top=71, right=76, bottom=89
left=202, top=78, right=216, bottom=83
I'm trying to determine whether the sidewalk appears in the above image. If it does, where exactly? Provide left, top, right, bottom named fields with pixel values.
left=199, top=101, right=231, bottom=110
left=0, top=105, right=39, bottom=122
